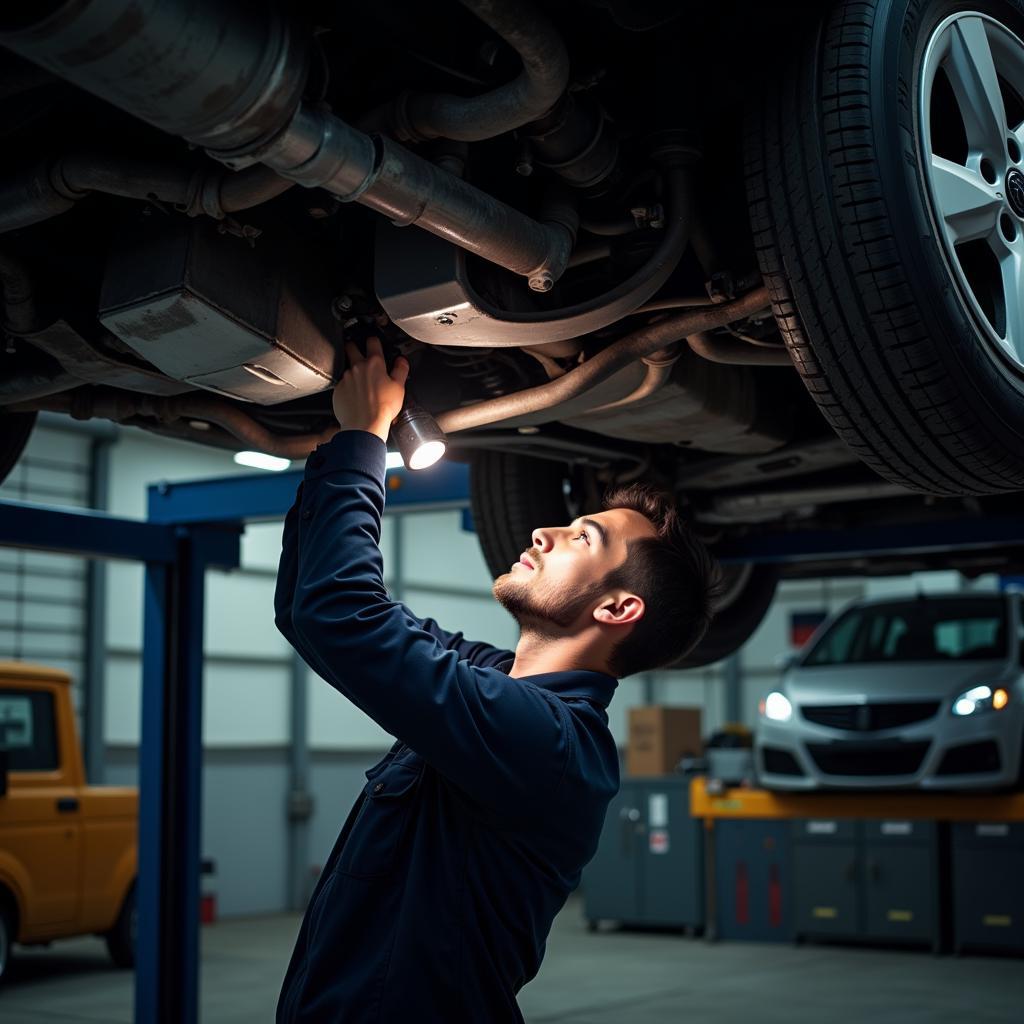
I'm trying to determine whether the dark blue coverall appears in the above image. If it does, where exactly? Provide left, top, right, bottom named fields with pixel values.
left=274, top=430, right=620, bottom=1023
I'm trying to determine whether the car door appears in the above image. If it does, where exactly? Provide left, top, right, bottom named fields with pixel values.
left=0, top=686, right=82, bottom=930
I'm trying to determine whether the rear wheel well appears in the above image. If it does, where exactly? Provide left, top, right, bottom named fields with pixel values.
left=0, top=884, right=19, bottom=940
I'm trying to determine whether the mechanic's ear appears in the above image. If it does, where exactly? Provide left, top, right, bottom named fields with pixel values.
left=593, top=592, right=645, bottom=627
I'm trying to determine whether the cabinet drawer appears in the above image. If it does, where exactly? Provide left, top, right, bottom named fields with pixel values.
left=952, top=822, right=1024, bottom=848
left=953, top=847, right=1024, bottom=951
left=793, top=818, right=860, bottom=843
left=864, top=819, right=936, bottom=845
left=864, top=844, right=936, bottom=942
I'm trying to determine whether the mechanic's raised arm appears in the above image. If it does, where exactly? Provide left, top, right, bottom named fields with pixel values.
left=276, top=340, right=564, bottom=808
left=275, top=486, right=512, bottom=671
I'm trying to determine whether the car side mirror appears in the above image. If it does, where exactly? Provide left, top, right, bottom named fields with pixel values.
left=0, top=750, right=8, bottom=798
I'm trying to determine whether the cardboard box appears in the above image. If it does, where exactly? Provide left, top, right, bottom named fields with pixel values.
left=627, top=706, right=703, bottom=777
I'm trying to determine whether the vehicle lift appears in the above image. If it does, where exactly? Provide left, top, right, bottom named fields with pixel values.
left=3, top=461, right=1024, bottom=1022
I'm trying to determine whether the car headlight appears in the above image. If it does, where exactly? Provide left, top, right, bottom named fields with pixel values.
left=759, top=691, right=793, bottom=722
left=951, top=685, right=1010, bottom=716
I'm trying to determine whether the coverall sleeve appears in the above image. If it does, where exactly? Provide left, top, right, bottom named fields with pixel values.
left=275, top=483, right=514, bottom=671
left=280, top=431, right=568, bottom=810
left=402, top=616, right=515, bottom=670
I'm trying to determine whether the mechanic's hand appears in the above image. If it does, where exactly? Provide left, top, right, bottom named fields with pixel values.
left=332, top=337, right=409, bottom=442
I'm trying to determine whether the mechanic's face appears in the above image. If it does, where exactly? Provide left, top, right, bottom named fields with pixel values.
left=492, top=508, right=656, bottom=630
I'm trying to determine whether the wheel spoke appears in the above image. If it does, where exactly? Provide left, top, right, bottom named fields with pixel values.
left=946, top=16, right=1009, bottom=154
left=1011, top=119, right=1024, bottom=157
left=997, top=238, right=1024, bottom=359
left=930, top=155, right=1001, bottom=243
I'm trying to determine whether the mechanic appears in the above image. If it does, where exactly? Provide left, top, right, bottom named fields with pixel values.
left=273, top=337, right=722, bottom=1023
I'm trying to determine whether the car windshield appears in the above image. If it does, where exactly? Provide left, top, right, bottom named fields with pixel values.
left=802, top=597, right=1009, bottom=666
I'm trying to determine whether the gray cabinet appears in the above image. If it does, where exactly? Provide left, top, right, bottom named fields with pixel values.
left=714, top=820, right=793, bottom=942
left=793, top=820, right=861, bottom=938
left=952, top=822, right=1024, bottom=954
left=583, top=777, right=703, bottom=930
left=793, top=818, right=939, bottom=950
left=863, top=820, right=938, bottom=944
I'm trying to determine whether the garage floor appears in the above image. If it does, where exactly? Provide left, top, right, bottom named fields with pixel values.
left=2, top=895, right=1020, bottom=1023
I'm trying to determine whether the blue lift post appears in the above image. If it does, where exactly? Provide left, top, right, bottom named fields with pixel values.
left=4, top=456, right=1024, bottom=1024
left=0, top=497, right=240, bottom=1024
left=136, top=525, right=241, bottom=1024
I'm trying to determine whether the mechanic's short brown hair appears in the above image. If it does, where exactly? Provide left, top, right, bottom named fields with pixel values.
left=600, top=484, right=723, bottom=677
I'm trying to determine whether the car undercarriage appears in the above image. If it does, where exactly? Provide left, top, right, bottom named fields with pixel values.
left=4, top=0, right=1024, bottom=665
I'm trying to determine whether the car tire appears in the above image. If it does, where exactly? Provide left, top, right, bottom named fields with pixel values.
left=0, top=900, right=14, bottom=986
left=666, top=563, right=780, bottom=670
left=469, top=451, right=778, bottom=670
left=746, top=0, right=1024, bottom=495
left=0, top=411, right=36, bottom=486
left=105, top=885, right=136, bottom=969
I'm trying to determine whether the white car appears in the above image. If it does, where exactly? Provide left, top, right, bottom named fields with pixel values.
left=756, top=592, right=1024, bottom=790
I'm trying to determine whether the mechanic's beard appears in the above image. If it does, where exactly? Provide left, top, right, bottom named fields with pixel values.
left=493, top=573, right=601, bottom=634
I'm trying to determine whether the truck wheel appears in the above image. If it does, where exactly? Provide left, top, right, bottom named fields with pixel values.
left=0, top=411, right=35, bottom=486
left=0, top=901, right=14, bottom=986
left=105, top=886, right=136, bottom=969
left=747, top=0, right=1024, bottom=495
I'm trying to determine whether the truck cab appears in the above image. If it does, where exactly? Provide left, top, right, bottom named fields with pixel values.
left=0, top=661, right=137, bottom=983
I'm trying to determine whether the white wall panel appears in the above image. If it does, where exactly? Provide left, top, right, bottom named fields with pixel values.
left=0, top=426, right=91, bottom=689
left=104, top=652, right=292, bottom=747
left=204, top=570, right=288, bottom=658
left=400, top=511, right=493, bottom=587
left=307, top=668, right=394, bottom=750
left=865, top=570, right=963, bottom=598
left=203, top=661, right=290, bottom=746
left=0, top=565, right=84, bottom=601
left=105, top=654, right=141, bottom=746
left=241, top=521, right=288, bottom=572
left=0, top=597, right=83, bottom=630
left=0, top=549, right=85, bottom=576
left=107, top=427, right=264, bottom=519
left=105, top=562, right=144, bottom=649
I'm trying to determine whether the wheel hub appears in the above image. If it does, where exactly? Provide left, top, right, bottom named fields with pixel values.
left=1006, top=167, right=1024, bottom=215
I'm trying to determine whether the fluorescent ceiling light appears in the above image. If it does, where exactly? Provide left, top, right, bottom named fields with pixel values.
left=385, top=451, right=406, bottom=470
left=234, top=451, right=291, bottom=472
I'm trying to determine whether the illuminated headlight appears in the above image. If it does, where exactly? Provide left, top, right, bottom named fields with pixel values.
left=759, top=691, right=793, bottom=722
left=951, top=685, right=1010, bottom=717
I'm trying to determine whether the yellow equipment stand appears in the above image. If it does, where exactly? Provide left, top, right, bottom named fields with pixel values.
left=689, top=776, right=1024, bottom=821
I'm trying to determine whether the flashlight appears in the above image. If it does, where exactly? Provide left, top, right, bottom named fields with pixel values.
left=390, top=397, right=447, bottom=470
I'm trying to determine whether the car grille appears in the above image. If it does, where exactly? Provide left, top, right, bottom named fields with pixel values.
left=806, top=741, right=930, bottom=777
left=800, top=702, right=940, bottom=731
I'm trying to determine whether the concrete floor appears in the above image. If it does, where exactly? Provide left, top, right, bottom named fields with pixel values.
left=2, top=896, right=1021, bottom=1023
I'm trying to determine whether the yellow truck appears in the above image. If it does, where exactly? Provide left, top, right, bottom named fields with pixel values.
left=0, top=661, right=137, bottom=983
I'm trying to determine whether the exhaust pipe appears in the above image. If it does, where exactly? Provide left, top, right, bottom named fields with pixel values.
left=0, top=0, right=572, bottom=290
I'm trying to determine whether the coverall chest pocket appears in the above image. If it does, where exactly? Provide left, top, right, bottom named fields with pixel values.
left=338, top=761, right=424, bottom=879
